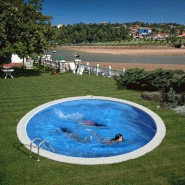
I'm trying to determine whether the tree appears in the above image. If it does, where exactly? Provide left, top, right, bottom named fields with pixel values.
left=176, top=25, right=185, bottom=35
left=0, top=0, right=55, bottom=65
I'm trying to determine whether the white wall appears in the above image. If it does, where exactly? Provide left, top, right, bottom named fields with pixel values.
left=11, top=54, right=26, bottom=63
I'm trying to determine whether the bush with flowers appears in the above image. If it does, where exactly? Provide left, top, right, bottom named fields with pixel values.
left=140, top=87, right=184, bottom=109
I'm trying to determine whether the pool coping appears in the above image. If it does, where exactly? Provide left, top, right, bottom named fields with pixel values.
left=17, top=95, right=166, bottom=165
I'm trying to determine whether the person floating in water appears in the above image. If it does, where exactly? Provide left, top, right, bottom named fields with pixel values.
left=86, top=129, right=123, bottom=145
left=107, top=134, right=123, bottom=143
left=58, top=127, right=92, bottom=143
left=60, top=127, right=72, bottom=134
left=80, top=119, right=106, bottom=127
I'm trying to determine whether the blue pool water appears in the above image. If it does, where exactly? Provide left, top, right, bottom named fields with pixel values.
left=26, top=99, right=157, bottom=158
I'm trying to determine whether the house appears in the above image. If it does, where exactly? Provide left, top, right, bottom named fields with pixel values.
left=137, top=27, right=152, bottom=35
left=129, top=24, right=140, bottom=37
left=169, top=25, right=176, bottom=29
left=129, top=24, right=140, bottom=31
left=99, top=22, right=107, bottom=25
left=134, top=35, right=144, bottom=39
left=152, top=32, right=169, bottom=39
left=11, top=54, right=26, bottom=63
left=129, top=31, right=140, bottom=37
left=129, top=24, right=152, bottom=37
left=56, top=24, right=64, bottom=29
left=175, top=29, right=180, bottom=34
left=0, top=54, right=27, bottom=68
left=178, top=32, right=185, bottom=38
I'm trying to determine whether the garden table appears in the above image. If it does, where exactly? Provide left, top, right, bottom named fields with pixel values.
left=1, top=68, right=14, bottom=79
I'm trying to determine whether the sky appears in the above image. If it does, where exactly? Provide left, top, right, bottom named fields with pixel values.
left=30, top=0, right=185, bottom=26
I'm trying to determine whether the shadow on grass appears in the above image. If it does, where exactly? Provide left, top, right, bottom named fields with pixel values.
left=13, top=142, right=38, bottom=160
left=114, top=80, right=158, bottom=92
left=0, top=67, right=42, bottom=79
left=167, top=172, right=185, bottom=185
left=114, top=81, right=127, bottom=90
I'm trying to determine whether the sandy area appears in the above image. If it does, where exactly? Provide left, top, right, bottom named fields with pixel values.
left=61, top=45, right=185, bottom=71
left=80, top=62, right=185, bottom=71
left=1, top=45, right=185, bottom=71
left=61, top=45, right=185, bottom=56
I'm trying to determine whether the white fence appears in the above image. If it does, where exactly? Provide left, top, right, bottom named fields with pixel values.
left=80, top=62, right=125, bottom=77
left=42, top=59, right=125, bottom=77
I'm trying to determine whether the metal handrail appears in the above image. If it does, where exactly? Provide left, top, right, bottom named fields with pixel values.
left=30, top=138, right=46, bottom=156
left=37, top=141, right=55, bottom=161
left=30, top=138, right=55, bottom=161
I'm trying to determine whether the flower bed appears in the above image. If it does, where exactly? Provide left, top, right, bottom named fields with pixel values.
left=140, top=90, right=185, bottom=110
left=0, top=63, right=22, bottom=68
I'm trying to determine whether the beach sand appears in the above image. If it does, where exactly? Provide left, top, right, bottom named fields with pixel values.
left=62, top=45, right=185, bottom=56
left=2, top=46, right=184, bottom=71
left=61, top=45, right=185, bottom=71
left=80, top=62, right=185, bottom=71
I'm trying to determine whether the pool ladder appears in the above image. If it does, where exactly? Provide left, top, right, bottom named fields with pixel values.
left=30, top=138, right=55, bottom=161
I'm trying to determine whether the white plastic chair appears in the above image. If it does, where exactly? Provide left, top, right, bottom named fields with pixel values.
left=77, top=66, right=84, bottom=75
left=69, top=63, right=76, bottom=74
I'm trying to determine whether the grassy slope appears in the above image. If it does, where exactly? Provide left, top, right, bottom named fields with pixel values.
left=0, top=70, right=184, bottom=185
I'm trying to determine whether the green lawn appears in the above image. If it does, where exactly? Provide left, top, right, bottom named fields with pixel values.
left=0, top=69, right=184, bottom=185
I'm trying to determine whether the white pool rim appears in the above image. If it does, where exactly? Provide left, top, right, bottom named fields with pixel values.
left=17, top=95, right=166, bottom=165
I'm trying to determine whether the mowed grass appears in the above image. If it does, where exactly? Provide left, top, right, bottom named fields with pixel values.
left=0, top=70, right=184, bottom=185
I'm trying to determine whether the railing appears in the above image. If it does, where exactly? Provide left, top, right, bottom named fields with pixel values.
left=30, top=138, right=55, bottom=161
left=40, top=57, right=126, bottom=77
left=80, top=63, right=126, bottom=78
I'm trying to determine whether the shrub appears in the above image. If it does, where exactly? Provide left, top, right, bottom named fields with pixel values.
left=173, top=69, right=185, bottom=75
left=35, top=64, right=55, bottom=72
left=140, top=91, right=161, bottom=102
left=148, top=68, right=175, bottom=91
left=44, top=65, right=55, bottom=72
left=179, top=93, right=185, bottom=106
left=115, top=68, right=185, bottom=93
left=120, top=68, right=150, bottom=89
left=140, top=87, right=185, bottom=109
left=158, top=88, right=169, bottom=103
left=114, top=75, right=123, bottom=84
left=36, top=64, right=44, bottom=70
left=175, top=44, right=182, bottom=48
left=170, top=73, right=185, bottom=93
left=167, top=87, right=184, bottom=107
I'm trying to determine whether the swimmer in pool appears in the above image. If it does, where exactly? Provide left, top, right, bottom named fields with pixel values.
left=107, top=134, right=123, bottom=143
left=59, top=127, right=92, bottom=143
left=86, top=129, right=123, bottom=145
left=80, top=120, right=106, bottom=127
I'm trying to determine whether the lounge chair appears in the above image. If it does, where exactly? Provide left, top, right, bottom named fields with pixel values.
left=69, top=62, right=76, bottom=74
left=77, top=66, right=84, bottom=75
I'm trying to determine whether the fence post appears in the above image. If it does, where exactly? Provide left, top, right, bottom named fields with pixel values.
left=58, top=60, right=66, bottom=73
left=96, top=64, right=99, bottom=76
left=108, top=66, right=111, bottom=77
left=86, top=62, right=90, bottom=75
left=122, top=68, right=125, bottom=76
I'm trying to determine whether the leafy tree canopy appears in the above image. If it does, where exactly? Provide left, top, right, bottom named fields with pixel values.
left=0, top=0, right=56, bottom=63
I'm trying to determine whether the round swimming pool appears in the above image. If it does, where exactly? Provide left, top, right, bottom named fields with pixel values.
left=17, top=96, right=166, bottom=165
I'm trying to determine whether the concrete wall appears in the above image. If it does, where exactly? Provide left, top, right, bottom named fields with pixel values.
left=11, top=54, right=26, bottom=63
